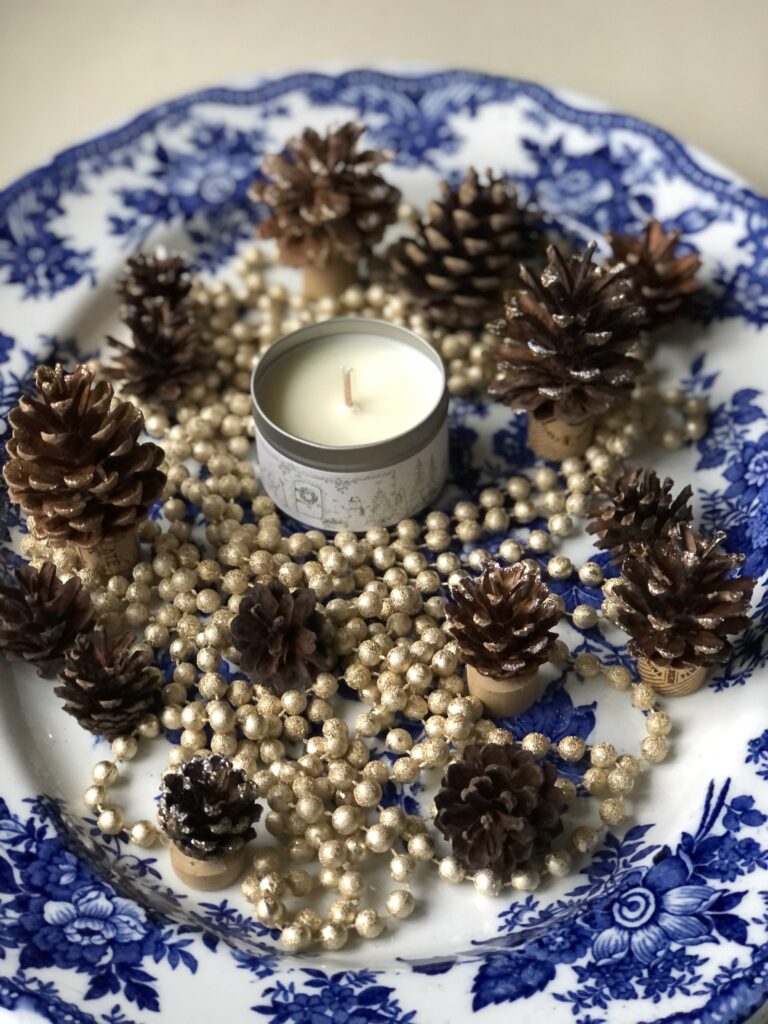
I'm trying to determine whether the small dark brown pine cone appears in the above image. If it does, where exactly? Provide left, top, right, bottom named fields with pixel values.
left=390, top=168, right=541, bottom=330
left=3, top=364, right=166, bottom=549
left=230, top=580, right=326, bottom=694
left=609, top=524, right=754, bottom=668
left=158, top=754, right=261, bottom=860
left=435, top=744, right=563, bottom=878
left=54, top=631, right=162, bottom=740
left=251, top=121, right=401, bottom=268
left=107, top=301, right=205, bottom=404
left=446, top=561, right=561, bottom=678
left=606, top=220, right=702, bottom=327
left=488, top=243, right=646, bottom=424
left=117, top=250, right=192, bottom=311
left=0, top=561, right=94, bottom=677
left=587, top=468, right=693, bottom=561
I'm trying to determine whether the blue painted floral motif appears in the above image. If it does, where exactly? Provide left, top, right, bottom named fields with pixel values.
left=715, top=209, right=768, bottom=328
left=253, top=970, right=416, bottom=1024
left=109, top=122, right=269, bottom=268
left=0, top=796, right=198, bottom=1013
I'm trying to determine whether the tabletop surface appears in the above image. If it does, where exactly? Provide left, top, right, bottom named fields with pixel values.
left=0, top=0, right=766, bottom=194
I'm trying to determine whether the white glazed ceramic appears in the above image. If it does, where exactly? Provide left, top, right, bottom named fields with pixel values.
left=1, top=69, right=767, bottom=1024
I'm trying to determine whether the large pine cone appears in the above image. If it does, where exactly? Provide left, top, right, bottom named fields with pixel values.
left=390, top=168, right=540, bottom=330
left=230, top=580, right=326, bottom=694
left=107, top=300, right=204, bottom=404
left=609, top=524, right=754, bottom=668
left=0, top=561, right=94, bottom=677
left=587, top=468, right=693, bottom=561
left=435, top=744, right=563, bottom=878
left=606, top=220, right=701, bottom=327
left=446, top=561, right=560, bottom=678
left=489, top=243, right=646, bottom=424
left=158, top=754, right=261, bottom=860
left=55, top=631, right=162, bottom=740
left=118, top=250, right=192, bottom=310
left=3, top=364, right=166, bottom=549
left=251, top=121, right=401, bottom=268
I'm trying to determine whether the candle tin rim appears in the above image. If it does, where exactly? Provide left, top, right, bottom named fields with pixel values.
left=251, top=317, right=448, bottom=473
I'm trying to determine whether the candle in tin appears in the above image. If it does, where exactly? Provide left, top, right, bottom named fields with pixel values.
left=251, top=318, right=449, bottom=531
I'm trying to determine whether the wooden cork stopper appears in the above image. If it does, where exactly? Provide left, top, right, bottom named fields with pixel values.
left=527, top=415, right=594, bottom=460
left=466, top=664, right=540, bottom=718
left=637, top=657, right=708, bottom=697
left=169, top=842, right=247, bottom=891
left=73, top=529, right=140, bottom=577
left=303, top=259, right=358, bottom=301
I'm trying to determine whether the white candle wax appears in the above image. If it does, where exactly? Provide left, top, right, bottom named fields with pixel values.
left=258, top=332, right=444, bottom=446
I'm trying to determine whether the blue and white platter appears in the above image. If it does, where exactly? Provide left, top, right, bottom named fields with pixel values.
left=1, top=68, right=768, bottom=1024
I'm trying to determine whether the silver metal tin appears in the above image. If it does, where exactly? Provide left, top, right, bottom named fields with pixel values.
left=251, top=318, right=449, bottom=531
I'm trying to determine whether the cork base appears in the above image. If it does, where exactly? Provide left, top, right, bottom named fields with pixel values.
left=73, top=530, right=139, bottom=577
left=303, top=260, right=358, bottom=300
left=169, top=842, right=247, bottom=891
left=466, top=665, right=540, bottom=718
left=527, top=415, right=594, bottom=460
left=637, top=657, right=708, bottom=697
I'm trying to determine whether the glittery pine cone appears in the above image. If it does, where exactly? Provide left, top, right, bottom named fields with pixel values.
left=3, top=364, right=166, bottom=549
left=158, top=753, right=261, bottom=860
left=117, top=250, right=192, bottom=311
left=251, top=121, right=401, bottom=268
left=587, top=468, right=693, bottom=561
left=435, top=743, right=563, bottom=878
left=0, top=561, right=94, bottom=677
left=488, top=243, right=647, bottom=424
left=230, top=580, right=326, bottom=693
left=609, top=524, right=754, bottom=668
left=446, top=561, right=561, bottom=678
left=55, top=631, right=162, bottom=740
left=606, top=220, right=702, bottom=327
left=390, top=168, right=541, bottom=330
left=107, top=300, right=205, bottom=404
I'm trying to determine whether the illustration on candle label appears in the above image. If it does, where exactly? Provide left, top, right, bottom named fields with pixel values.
left=254, top=424, right=449, bottom=532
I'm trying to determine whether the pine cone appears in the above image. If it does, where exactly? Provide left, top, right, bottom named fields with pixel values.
left=251, top=121, right=401, bottom=267
left=3, top=364, right=166, bottom=549
left=55, top=631, right=162, bottom=740
left=107, top=301, right=204, bottom=404
left=118, top=250, right=192, bottom=310
left=0, top=561, right=94, bottom=677
left=391, top=168, right=540, bottom=330
left=230, top=580, right=326, bottom=693
left=606, top=220, right=701, bottom=327
left=435, top=743, right=563, bottom=878
left=158, top=754, right=261, bottom=860
left=587, top=468, right=693, bottom=561
left=446, top=561, right=560, bottom=678
left=488, top=243, right=646, bottom=424
left=609, top=524, right=754, bottom=668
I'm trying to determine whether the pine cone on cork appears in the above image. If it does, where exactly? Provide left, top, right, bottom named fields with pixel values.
left=3, top=363, right=165, bottom=549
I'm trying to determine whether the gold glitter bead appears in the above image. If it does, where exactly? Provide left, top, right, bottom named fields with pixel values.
left=386, top=890, right=415, bottom=919
left=646, top=710, right=672, bottom=737
left=641, top=736, right=669, bottom=763
left=547, top=555, right=573, bottom=579
left=129, top=820, right=158, bottom=847
left=280, top=924, right=311, bottom=951
left=632, top=683, right=657, bottom=710
left=590, top=743, right=617, bottom=769
left=572, top=604, right=598, bottom=629
left=578, top=561, right=604, bottom=586
left=605, top=665, right=632, bottom=690
left=608, top=768, right=635, bottom=794
left=97, top=808, right=125, bottom=835
left=571, top=826, right=600, bottom=853
left=574, top=653, right=601, bottom=678
left=583, top=767, right=610, bottom=794
left=522, top=732, right=550, bottom=757
left=554, top=777, right=577, bottom=801
left=545, top=850, right=572, bottom=878
left=510, top=869, right=540, bottom=892
left=557, top=735, right=586, bottom=763
left=599, top=797, right=625, bottom=825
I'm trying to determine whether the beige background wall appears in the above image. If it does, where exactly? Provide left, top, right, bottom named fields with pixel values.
left=0, top=0, right=767, bottom=192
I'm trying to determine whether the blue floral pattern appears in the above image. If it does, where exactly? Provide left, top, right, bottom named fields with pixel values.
left=0, top=68, right=767, bottom=1024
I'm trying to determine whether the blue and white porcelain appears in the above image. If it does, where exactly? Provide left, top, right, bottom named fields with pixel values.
left=1, top=69, right=768, bottom=1024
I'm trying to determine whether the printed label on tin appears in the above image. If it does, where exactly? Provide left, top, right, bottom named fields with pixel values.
left=255, top=423, right=449, bottom=531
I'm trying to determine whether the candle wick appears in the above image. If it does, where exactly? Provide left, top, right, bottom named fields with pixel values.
left=343, top=366, right=355, bottom=409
